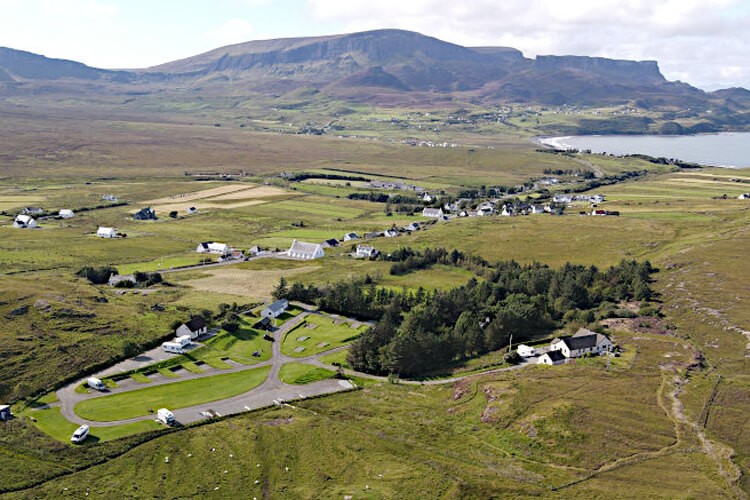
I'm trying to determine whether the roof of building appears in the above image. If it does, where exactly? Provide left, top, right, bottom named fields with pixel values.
left=98, top=226, right=115, bottom=232
left=560, top=331, right=610, bottom=351
left=184, top=316, right=207, bottom=332
left=422, top=208, right=443, bottom=216
left=15, top=214, right=34, bottom=223
left=323, top=238, right=339, bottom=246
left=289, top=239, right=323, bottom=256
left=264, top=299, right=288, bottom=314
left=545, top=350, right=566, bottom=362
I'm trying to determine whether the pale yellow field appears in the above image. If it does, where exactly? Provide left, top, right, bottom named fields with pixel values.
left=180, top=265, right=320, bottom=299
left=0, top=195, right=46, bottom=211
left=143, top=184, right=257, bottom=205
left=666, top=178, right=749, bottom=188
left=208, top=185, right=289, bottom=200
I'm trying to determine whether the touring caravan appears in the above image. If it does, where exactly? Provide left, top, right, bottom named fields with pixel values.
left=162, top=342, right=184, bottom=354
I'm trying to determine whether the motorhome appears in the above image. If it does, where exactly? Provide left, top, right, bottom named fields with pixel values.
left=175, top=335, right=191, bottom=347
left=157, top=408, right=175, bottom=426
left=87, top=377, right=107, bottom=391
left=70, top=425, right=89, bottom=444
left=162, top=341, right=185, bottom=354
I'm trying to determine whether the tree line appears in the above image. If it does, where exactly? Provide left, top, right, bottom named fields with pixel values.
left=271, top=255, right=654, bottom=376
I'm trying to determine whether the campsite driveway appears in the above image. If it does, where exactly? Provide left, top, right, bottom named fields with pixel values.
left=52, top=309, right=531, bottom=429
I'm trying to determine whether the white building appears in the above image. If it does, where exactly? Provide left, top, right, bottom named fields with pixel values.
left=286, top=239, right=325, bottom=260
left=13, top=215, right=37, bottom=229
left=176, top=317, right=208, bottom=340
left=383, top=229, right=399, bottom=238
left=187, top=206, right=198, bottom=214
left=343, top=232, right=359, bottom=241
left=261, top=299, right=288, bottom=318
left=355, top=245, right=379, bottom=258
left=739, top=193, right=750, bottom=200
left=196, top=242, right=230, bottom=255
left=549, top=328, right=613, bottom=358
left=528, top=205, right=545, bottom=214
left=553, top=194, right=573, bottom=204
left=538, top=350, right=566, bottom=365
left=96, top=227, right=117, bottom=238
left=501, top=205, right=515, bottom=216
left=422, top=208, right=444, bottom=218
left=517, top=344, right=537, bottom=357
left=59, top=209, right=74, bottom=219
left=175, top=335, right=192, bottom=347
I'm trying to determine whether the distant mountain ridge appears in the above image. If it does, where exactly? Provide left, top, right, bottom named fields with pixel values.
left=0, top=29, right=747, bottom=108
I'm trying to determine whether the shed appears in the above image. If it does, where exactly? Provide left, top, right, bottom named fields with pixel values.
left=59, top=209, right=75, bottom=218
left=538, top=350, right=566, bottom=365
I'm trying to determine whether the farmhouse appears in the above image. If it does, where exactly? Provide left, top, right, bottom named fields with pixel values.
left=96, top=227, right=117, bottom=238
left=133, top=207, right=157, bottom=220
left=59, top=209, right=74, bottom=218
left=343, top=232, right=359, bottom=241
left=286, top=239, right=325, bottom=260
left=321, top=238, right=340, bottom=248
left=538, top=350, right=566, bottom=365
left=261, top=299, right=289, bottom=319
left=355, top=245, right=380, bottom=258
left=196, top=241, right=230, bottom=255
left=739, top=193, right=750, bottom=200
left=176, top=317, right=208, bottom=340
left=13, top=214, right=37, bottom=229
left=549, top=328, right=613, bottom=358
left=21, top=207, right=43, bottom=215
left=422, top=207, right=444, bottom=218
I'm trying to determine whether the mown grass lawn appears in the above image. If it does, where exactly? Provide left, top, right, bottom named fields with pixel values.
left=29, top=407, right=162, bottom=443
left=76, top=366, right=271, bottom=421
left=204, top=317, right=272, bottom=362
left=117, top=254, right=215, bottom=274
left=279, top=362, right=336, bottom=385
left=281, top=315, right=368, bottom=357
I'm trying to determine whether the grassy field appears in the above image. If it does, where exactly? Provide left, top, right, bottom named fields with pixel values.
left=74, top=366, right=271, bottom=421
left=281, top=315, right=368, bottom=357
left=28, top=407, right=163, bottom=444
left=279, top=362, right=336, bottom=385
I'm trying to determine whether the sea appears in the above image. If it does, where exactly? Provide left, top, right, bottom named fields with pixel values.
left=538, top=132, right=750, bottom=169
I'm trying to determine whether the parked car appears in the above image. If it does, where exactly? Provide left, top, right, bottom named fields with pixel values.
left=71, top=425, right=89, bottom=444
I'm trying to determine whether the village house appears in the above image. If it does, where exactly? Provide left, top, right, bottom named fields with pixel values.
left=422, top=207, right=444, bottom=218
left=321, top=238, right=340, bottom=248
left=286, top=239, right=325, bottom=260
left=343, top=232, right=359, bottom=241
left=404, top=222, right=420, bottom=232
left=355, top=245, right=380, bottom=258
left=196, top=241, right=230, bottom=255
left=219, top=250, right=245, bottom=262
left=176, top=317, right=208, bottom=340
left=538, top=350, right=566, bottom=365
left=133, top=207, right=157, bottom=220
left=421, top=193, right=434, bottom=203
left=21, top=207, right=44, bottom=215
left=261, top=299, right=288, bottom=319
left=501, top=204, right=515, bottom=216
left=383, top=229, right=400, bottom=238
left=96, top=227, right=117, bottom=238
left=13, top=214, right=37, bottom=229
left=248, top=245, right=266, bottom=256
left=101, top=194, right=118, bottom=202
left=58, top=209, right=74, bottom=219
left=553, top=194, right=573, bottom=204
left=549, top=328, right=613, bottom=358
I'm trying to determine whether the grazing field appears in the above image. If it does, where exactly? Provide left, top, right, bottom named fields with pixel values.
left=281, top=315, right=368, bottom=357
left=279, top=363, right=336, bottom=385
left=75, top=366, right=271, bottom=421
left=177, top=265, right=320, bottom=299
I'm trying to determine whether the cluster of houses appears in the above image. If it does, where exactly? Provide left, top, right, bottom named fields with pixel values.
left=11, top=207, right=76, bottom=229
left=552, top=194, right=605, bottom=204
left=368, top=180, right=426, bottom=193
left=516, top=328, right=614, bottom=366
left=425, top=200, right=562, bottom=219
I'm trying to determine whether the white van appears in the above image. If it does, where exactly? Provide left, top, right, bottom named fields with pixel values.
left=71, top=425, right=89, bottom=444
left=87, top=377, right=107, bottom=391
left=157, top=408, right=175, bottom=426
left=162, top=342, right=184, bottom=354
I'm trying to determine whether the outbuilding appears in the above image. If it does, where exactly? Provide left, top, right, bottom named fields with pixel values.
left=517, top=344, right=537, bottom=357
left=97, top=227, right=117, bottom=238
left=261, top=299, right=289, bottom=319
left=538, top=350, right=566, bottom=365
left=0, top=405, right=12, bottom=421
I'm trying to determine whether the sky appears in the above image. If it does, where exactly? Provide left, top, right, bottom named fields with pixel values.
left=0, top=0, right=749, bottom=90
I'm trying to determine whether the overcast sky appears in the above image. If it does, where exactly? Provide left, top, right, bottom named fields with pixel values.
left=0, top=0, right=748, bottom=89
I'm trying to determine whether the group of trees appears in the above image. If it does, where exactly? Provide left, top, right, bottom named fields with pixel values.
left=75, top=266, right=163, bottom=288
left=272, top=255, right=654, bottom=377
left=383, top=247, right=486, bottom=276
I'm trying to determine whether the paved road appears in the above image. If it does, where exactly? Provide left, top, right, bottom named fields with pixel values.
left=50, top=309, right=531, bottom=430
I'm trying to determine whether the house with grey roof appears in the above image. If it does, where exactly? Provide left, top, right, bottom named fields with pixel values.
left=261, top=299, right=288, bottom=319
left=286, top=239, right=325, bottom=260
left=176, top=316, right=208, bottom=340
left=538, top=350, right=566, bottom=365
left=422, top=207, right=444, bottom=218
left=549, top=328, right=613, bottom=358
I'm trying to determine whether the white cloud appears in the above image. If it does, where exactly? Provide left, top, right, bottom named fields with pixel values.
left=204, top=18, right=255, bottom=47
left=306, top=0, right=750, bottom=89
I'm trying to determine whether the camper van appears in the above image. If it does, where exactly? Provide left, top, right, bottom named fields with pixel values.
left=162, top=341, right=184, bottom=354
left=174, top=335, right=191, bottom=348
left=70, top=425, right=89, bottom=444
left=157, top=408, right=175, bottom=426
left=87, top=377, right=107, bottom=391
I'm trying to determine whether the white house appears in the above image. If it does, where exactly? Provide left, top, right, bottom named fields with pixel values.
left=286, top=240, right=325, bottom=260
left=13, top=215, right=37, bottom=229
left=59, top=209, right=74, bottom=219
left=501, top=204, right=515, bottom=216
left=355, top=245, right=379, bottom=258
left=176, top=317, right=208, bottom=340
left=477, top=203, right=495, bottom=216
left=404, top=222, right=420, bottom=232
left=739, top=193, right=750, bottom=200
left=549, top=328, right=613, bottom=358
left=96, top=227, right=117, bottom=238
left=538, top=350, right=566, bottom=365
left=196, top=242, right=230, bottom=255
left=517, top=344, right=537, bottom=357
left=422, top=193, right=434, bottom=203
left=528, top=204, right=545, bottom=214
left=422, top=208, right=444, bottom=218
left=591, top=194, right=605, bottom=203
left=343, top=232, right=359, bottom=241
left=261, top=299, right=288, bottom=318
left=553, top=194, right=573, bottom=204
